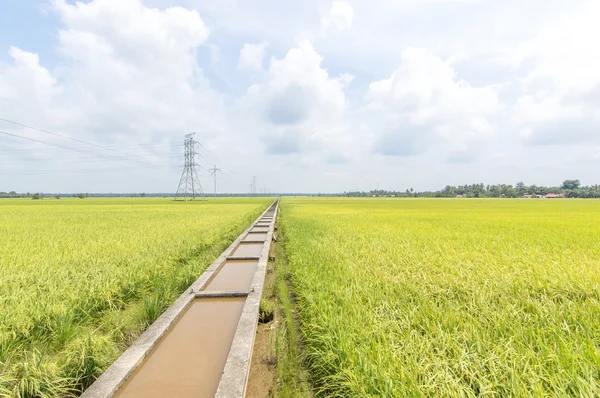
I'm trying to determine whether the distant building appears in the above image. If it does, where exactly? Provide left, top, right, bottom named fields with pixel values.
left=456, top=194, right=465, bottom=198
left=544, top=193, right=565, bottom=198
left=522, top=194, right=533, bottom=198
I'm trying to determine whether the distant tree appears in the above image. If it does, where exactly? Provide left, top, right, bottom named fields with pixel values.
left=54, top=194, right=61, bottom=199
left=441, top=185, right=457, bottom=197
left=78, top=193, right=85, bottom=199
left=489, top=185, right=501, bottom=197
left=516, top=182, right=527, bottom=196
left=32, top=193, right=41, bottom=200
left=561, top=179, right=581, bottom=190
left=529, top=185, right=538, bottom=195
left=505, top=186, right=517, bottom=198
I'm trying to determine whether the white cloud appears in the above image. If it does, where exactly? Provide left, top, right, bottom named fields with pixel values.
left=0, top=47, right=59, bottom=119
left=321, top=1, right=354, bottom=33
left=17, top=0, right=221, bottom=141
left=510, top=1, right=600, bottom=145
left=247, top=41, right=349, bottom=126
left=240, top=40, right=355, bottom=158
left=237, top=42, right=269, bottom=71
left=365, top=47, right=500, bottom=155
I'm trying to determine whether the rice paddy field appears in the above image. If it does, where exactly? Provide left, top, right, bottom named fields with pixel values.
left=0, top=197, right=270, bottom=397
left=279, top=198, right=600, bottom=397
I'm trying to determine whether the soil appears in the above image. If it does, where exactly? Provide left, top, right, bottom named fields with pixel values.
left=246, top=321, right=276, bottom=397
left=246, top=234, right=278, bottom=397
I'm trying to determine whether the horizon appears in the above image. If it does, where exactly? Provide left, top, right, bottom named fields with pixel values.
left=2, top=178, right=598, bottom=197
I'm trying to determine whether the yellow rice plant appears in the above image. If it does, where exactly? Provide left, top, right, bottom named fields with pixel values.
left=0, top=197, right=270, bottom=396
left=280, top=198, right=600, bottom=397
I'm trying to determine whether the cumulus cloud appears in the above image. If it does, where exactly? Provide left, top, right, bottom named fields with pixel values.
left=247, top=41, right=350, bottom=126
left=0, top=47, right=59, bottom=120
left=510, top=1, right=600, bottom=146
left=242, top=41, right=352, bottom=154
left=237, top=42, right=269, bottom=71
left=321, top=1, right=354, bottom=33
left=236, top=41, right=353, bottom=159
left=1, top=0, right=221, bottom=146
left=366, top=47, right=500, bottom=156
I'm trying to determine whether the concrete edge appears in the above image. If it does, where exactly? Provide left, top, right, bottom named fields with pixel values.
left=215, top=200, right=279, bottom=398
left=195, top=291, right=249, bottom=298
left=227, top=256, right=261, bottom=261
left=81, top=201, right=277, bottom=398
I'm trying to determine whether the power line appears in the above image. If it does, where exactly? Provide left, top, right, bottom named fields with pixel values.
left=0, top=117, right=187, bottom=168
left=0, top=153, right=183, bottom=166
left=0, top=166, right=178, bottom=176
left=0, top=117, right=147, bottom=159
left=0, top=143, right=183, bottom=154
left=0, top=129, right=169, bottom=170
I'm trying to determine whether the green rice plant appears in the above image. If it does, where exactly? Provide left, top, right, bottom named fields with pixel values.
left=61, top=333, right=114, bottom=392
left=6, top=350, right=74, bottom=398
left=259, top=299, right=274, bottom=324
left=279, top=198, right=600, bottom=397
left=0, top=197, right=271, bottom=395
left=48, top=309, right=77, bottom=349
left=273, top=228, right=312, bottom=397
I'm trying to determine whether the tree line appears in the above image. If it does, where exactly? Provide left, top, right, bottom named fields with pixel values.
left=0, top=192, right=87, bottom=199
left=344, top=180, right=600, bottom=198
left=2, top=180, right=600, bottom=199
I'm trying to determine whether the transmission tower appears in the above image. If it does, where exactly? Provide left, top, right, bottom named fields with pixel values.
left=174, top=133, right=206, bottom=201
left=209, top=164, right=220, bottom=202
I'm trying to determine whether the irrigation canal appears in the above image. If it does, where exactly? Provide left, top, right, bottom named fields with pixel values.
left=82, top=200, right=279, bottom=398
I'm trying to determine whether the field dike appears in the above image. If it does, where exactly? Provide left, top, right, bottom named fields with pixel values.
left=245, top=211, right=313, bottom=397
left=81, top=200, right=279, bottom=398
left=271, top=214, right=313, bottom=397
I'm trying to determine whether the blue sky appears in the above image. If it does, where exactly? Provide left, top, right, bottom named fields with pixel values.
left=0, top=1, right=60, bottom=65
left=0, top=0, right=599, bottom=193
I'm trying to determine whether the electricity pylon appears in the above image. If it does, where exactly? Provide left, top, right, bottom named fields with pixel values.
left=174, top=133, right=206, bottom=201
left=209, top=164, right=220, bottom=202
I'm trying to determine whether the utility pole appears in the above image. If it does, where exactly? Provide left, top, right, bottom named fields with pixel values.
left=252, top=176, right=256, bottom=196
left=209, top=164, right=220, bottom=202
left=174, top=133, right=206, bottom=201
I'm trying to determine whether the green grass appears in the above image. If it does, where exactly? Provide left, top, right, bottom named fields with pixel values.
left=279, top=198, right=600, bottom=397
left=273, top=216, right=312, bottom=397
left=0, top=197, right=271, bottom=396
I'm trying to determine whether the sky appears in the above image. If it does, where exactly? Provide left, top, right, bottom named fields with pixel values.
left=0, top=0, right=599, bottom=193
